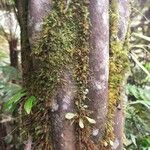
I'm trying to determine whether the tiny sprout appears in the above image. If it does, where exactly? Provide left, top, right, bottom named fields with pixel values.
left=85, top=116, right=96, bottom=124
left=65, top=113, right=77, bottom=120
left=83, top=95, right=86, bottom=100
left=75, top=101, right=79, bottom=106
left=83, top=105, right=88, bottom=108
left=79, top=118, right=84, bottom=128
left=85, top=88, right=89, bottom=93
left=83, top=89, right=89, bottom=95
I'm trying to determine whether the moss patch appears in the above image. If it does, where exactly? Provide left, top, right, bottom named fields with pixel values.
left=21, top=1, right=90, bottom=149
left=103, top=0, right=130, bottom=148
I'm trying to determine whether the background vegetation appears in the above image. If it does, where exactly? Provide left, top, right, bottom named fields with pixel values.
left=125, top=1, right=150, bottom=149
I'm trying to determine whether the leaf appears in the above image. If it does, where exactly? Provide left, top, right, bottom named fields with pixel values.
left=130, top=52, right=150, bottom=78
left=133, top=33, right=150, bottom=42
left=83, top=105, right=88, bottom=108
left=24, top=96, right=36, bottom=114
left=1, top=66, right=21, bottom=81
left=129, top=100, right=150, bottom=109
left=85, top=117, right=96, bottom=124
left=126, top=84, right=150, bottom=101
left=65, top=113, right=77, bottom=120
left=79, top=118, right=84, bottom=129
left=130, top=134, right=137, bottom=147
left=131, top=45, right=150, bottom=53
left=140, top=137, right=150, bottom=148
left=3, top=91, right=26, bottom=111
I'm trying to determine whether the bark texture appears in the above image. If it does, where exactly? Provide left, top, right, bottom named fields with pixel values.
left=9, top=38, right=18, bottom=69
left=113, top=0, right=130, bottom=150
left=17, top=0, right=131, bottom=149
left=27, top=1, right=76, bottom=149
left=118, top=0, right=130, bottom=41
left=0, top=123, right=6, bottom=150
left=27, top=0, right=52, bottom=71
left=28, top=0, right=51, bottom=44
left=88, top=0, right=109, bottom=143
left=16, top=0, right=33, bottom=85
left=51, top=71, right=76, bottom=150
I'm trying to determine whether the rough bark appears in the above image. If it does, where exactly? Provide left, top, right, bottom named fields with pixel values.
left=27, top=0, right=52, bottom=70
left=16, top=0, right=33, bottom=85
left=0, top=123, right=7, bottom=150
left=88, top=0, right=109, bottom=143
left=9, top=38, right=18, bottom=69
left=113, top=0, right=130, bottom=150
left=51, top=71, right=76, bottom=150
left=27, top=1, right=76, bottom=149
left=28, top=0, right=51, bottom=43
left=118, top=0, right=130, bottom=41
left=17, top=0, right=131, bottom=149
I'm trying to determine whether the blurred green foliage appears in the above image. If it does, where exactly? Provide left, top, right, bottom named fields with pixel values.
left=125, top=1, right=150, bottom=149
left=125, top=83, right=150, bottom=150
left=0, top=50, right=21, bottom=110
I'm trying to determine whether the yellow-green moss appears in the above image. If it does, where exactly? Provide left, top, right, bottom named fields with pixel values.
left=104, top=0, right=130, bottom=148
left=20, top=1, right=130, bottom=149
left=21, top=1, right=90, bottom=149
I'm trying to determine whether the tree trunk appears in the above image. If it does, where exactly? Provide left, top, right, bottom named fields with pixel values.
left=16, top=0, right=33, bottom=85
left=50, top=71, right=76, bottom=150
left=27, top=0, right=76, bottom=149
left=88, top=0, right=109, bottom=144
left=0, top=123, right=7, bottom=150
left=17, top=0, right=130, bottom=149
left=113, top=0, right=130, bottom=149
left=9, top=38, right=18, bottom=69
left=108, top=0, right=130, bottom=149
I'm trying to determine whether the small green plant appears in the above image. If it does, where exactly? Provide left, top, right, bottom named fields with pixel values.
left=3, top=90, right=37, bottom=114
left=126, top=84, right=150, bottom=108
left=65, top=112, right=96, bottom=129
left=3, top=90, right=26, bottom=112
left=24, top=96, right=37, bottom=114
left=125, top=84, right=150, bottom=150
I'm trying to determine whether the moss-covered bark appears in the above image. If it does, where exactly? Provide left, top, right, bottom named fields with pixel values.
left=105, top=0, right=130, bottom=149
left=18, top=0, right=130, bottom=149
left=20, top=1, right=91, bottom=149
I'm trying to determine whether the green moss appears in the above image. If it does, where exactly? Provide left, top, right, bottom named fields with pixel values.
left=20, top=1, right=130, bottom=149
left=104, top=0, right=130, bottom=148
left=21, top=1, right=90, bottom=149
